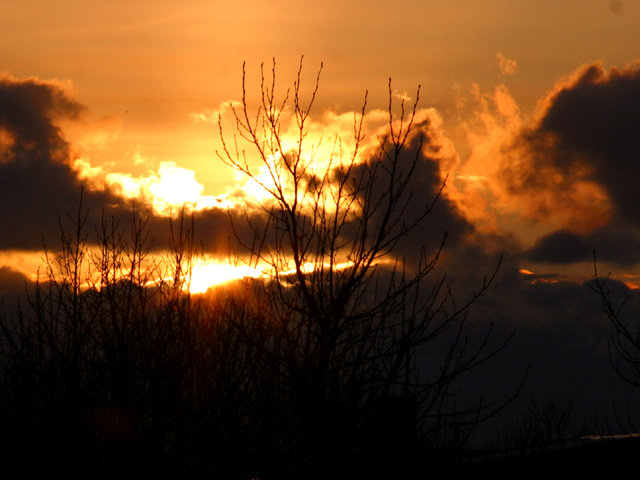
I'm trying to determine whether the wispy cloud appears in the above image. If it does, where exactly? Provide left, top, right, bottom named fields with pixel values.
left=496, top=53, right=518, bottom=75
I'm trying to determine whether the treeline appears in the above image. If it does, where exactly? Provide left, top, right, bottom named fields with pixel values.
left=0, top=62, right=515, bottom=478
left=4, top=59, right=640, bottom=477
left=0, top=212, right=248, bottom=476
left=0, top=209, right=473, bottom=478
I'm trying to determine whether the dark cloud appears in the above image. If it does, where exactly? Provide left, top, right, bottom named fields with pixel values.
left=525, top=230, right=592, bottom=265
left=349, top=113, right=473, bottom=264
left=431, top=258, right=640, bottom=442
left=0, top=267, right=31, bottom=314
left=0, top=75, right=252, bottom=255
left=526, top=225, right=640, bottom=266
left=523, top=63, right=640, bottom=226
left=0, top=76, right=149, bottom=249
left=497, top=63, right=640, bottom=265
left=0, top=78, right=81, bottom=163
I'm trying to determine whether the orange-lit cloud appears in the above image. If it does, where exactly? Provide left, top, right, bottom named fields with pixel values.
left=455, top=61, right=640, bottom=267
left=202, top=99, right=459, bottom=223
left=7, top=60, right=640, bottom=291
left=0, top=70, right=467, bottom=287
left=0, top=251, right=46, bottom=283
left=74, top=158, right=234, bottom=215
left=496, top=53, right=518, bottom=75
left=613, top=273, right=640, bottom=290
left=457, top=72, right=614, bottom=237
left=453, top=83, right=526, bottom=231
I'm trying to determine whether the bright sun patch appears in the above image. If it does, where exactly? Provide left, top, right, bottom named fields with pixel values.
left=74, top=159, right=235, bottom=215
left=187, top=260, right=264, bottom=293
left=149, top=162, right=204, bottom=207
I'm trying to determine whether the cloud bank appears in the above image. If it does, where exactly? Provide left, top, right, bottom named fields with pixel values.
left=511, top=63, right=640, bottom=265
left=2, top=65, right=640, bottom=438
left=458, top=62, right=640, bottom=269
left=0, top=75, right=151, bottom=250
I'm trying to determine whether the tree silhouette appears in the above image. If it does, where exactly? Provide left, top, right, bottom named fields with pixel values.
left=592, top=262, right=640, bottom=388
left=215, top=58, right=510, bottom=477
left=0, top=60, right=511, bottom=478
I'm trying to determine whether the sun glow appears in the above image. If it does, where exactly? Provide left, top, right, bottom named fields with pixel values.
left=612, top=273, right=640, bottom=291
left=184, top=259, right=359, bottom=294
left=187, top=260, right=264, bottom=294
left=0, top=250, right=46, bottom=283
left=74, top=159, right=235, bottom=215
left=73, top=101, right=444, bottom=224
left=106, top=161, right=236, bottom=214
left=179, top=259, right=363, bottom=294
left=279, top=261, right=355, bottom=276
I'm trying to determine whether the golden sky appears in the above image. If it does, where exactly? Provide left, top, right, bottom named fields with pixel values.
left=4, top=0, right=640, bottom=427
left=2, top=0, right=640, bottom=291
left=4, top=0, right=639, bottom=192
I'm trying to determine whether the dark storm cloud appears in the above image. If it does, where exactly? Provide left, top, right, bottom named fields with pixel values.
left=429, top=249, right=640, bottom=436
left=525, top=230, right=591, bottom=264
left=0, top=76, right=146, bottom=249
left=524, top=63, right=640, bottom=225
left=483, top=277, right=636, bottom=431
left=0, top=75, right=248, bottom=254
left=499, top=63, right=640, bottom=266
left=526, top=225, right=640, bottom=266
left=0, top=76, right=82, bottom=159
left=187, top=206, right=267, bottom=255
left=349, top=113, right=473, bottom=264
left=446, top=64, right=640, bottom=431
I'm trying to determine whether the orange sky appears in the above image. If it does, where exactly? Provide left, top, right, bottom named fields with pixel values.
left=5, top=1, right=640, bottom=429
left=4, top=0, right=639, bottom=192
left=2, top=0, right=640, bottom=291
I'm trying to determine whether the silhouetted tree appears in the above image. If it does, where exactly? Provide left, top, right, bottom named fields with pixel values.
left=592, top=263, right=640, bottom=388
left=589, top=261, right=640, bottom=438
left=0, top=60, right=512, bottom=478
left=491, top=396, right=592, bottom=456
left=216, top=58, right=510, bottom=477
left=0, top=204, right=213, bottom=476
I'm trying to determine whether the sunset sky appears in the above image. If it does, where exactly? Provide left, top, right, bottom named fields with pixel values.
left=3, top=0, right=640, bottom=432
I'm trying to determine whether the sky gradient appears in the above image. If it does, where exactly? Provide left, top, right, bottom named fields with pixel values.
left=3, top=0, right=640, bottom=436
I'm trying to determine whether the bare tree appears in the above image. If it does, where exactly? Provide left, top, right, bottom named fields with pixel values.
left=0, top=60, right=513, bottom=478
left=592, top=260, right=640, bottom=388
left=0, top=202, right=226, bottom=476
left=492, top=396, right=591, bottom=456
left=216, top=58, right=510, bottom=476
